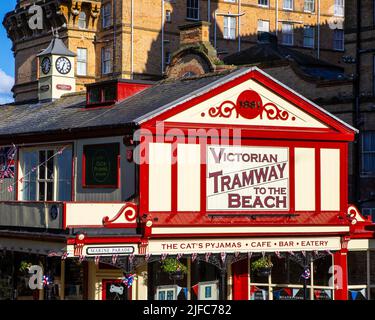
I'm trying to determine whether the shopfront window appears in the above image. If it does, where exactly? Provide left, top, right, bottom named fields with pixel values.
left=64, top=259, right=84, bottom=300
left=250, top=253, right=334, bottom=300
left=19, top=146, right=72, bottom=201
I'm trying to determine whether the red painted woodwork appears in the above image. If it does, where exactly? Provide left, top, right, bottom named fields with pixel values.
left=333, top=250, right=348, bottom=300
left=232, top=259, right=249, bottom=300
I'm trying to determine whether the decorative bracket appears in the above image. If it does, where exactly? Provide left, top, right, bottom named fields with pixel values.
left=102, top=202, right=138, bottom=228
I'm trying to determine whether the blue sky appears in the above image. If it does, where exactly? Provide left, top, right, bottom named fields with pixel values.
left=0, top=1, right=16, bottom=104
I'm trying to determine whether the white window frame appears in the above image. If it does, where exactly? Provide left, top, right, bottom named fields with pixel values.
left=303, top=26, right=315, bottom=48
left=77, top=48, right=87, bottom=76
left=18, top=146, right=72, bottom=202
left=224, top=16, right=236, bottom=40
left=102, top=3, right=112, bottom=28
left=334, top=0, right=345, bottom=17
left=198, top=281, right=219, bottom=300
left=282, top=23, right=294, bottom=46
left=155, top=285, right=178, bottom=300
left=304, top=0, right=315, bottom=13
left=78, top=11, right=87, bottom=29
left=257, top=19, right=270, bottom=40
left=283, top=0, right=293, bottom=10
left=333, top=29, right=344, bottom=51
left=186, top=0, right=199, bottom=20
left=258, top=0, right=269, bottom=7
left=101, top=47, right=112, bottom=75
left=165, top=10, right=172, bottom=22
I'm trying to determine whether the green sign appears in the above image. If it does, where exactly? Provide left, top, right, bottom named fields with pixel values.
left=83, top=143, right=119, bottom=187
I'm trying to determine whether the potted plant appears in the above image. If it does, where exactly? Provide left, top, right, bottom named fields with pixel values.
left=160, top=258, right=188, bottom=281
left=251, top=256, right=273, bottom=277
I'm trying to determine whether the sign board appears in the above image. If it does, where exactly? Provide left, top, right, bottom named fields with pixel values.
left=85, top=246, right=135, bottom=256
left=148, top=237, right=341, bottom=255
left=207, top=145, right=289, bottom=211
left=83, top=143, right=119, bottom=188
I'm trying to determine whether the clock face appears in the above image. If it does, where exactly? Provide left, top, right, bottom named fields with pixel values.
left=55, top=57, right=72, bottom=75
left=41, top=57, right=51, bottom=74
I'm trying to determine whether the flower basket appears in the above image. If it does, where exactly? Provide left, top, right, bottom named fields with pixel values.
left=251, top=257, right=273, bottom=277
left=161, top=258, right=187, bottom=280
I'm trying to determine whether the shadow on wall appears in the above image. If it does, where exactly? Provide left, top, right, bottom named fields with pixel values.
left=141, top=1, right=346, bottom=80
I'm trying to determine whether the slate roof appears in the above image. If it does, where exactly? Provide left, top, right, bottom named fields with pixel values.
left=223, top=33, right=347, bottom=81
left=37, top=36, right=76, bottom=57
left=0, top=69, right=243, bottom=138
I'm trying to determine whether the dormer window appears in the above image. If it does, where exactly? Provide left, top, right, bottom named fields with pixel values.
left=86, top=79, right=154, bottom=107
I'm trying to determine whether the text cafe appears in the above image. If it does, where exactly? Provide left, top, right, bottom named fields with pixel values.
left=1, top=67, right=375, bottom=300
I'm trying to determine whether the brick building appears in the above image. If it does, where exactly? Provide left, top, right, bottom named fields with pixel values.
left=3, top=0, right=345, bottom=103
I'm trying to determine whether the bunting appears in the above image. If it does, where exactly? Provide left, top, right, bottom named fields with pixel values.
left=191, top=253, right=198, bottom=262
left=248, top=252, right=252, bottom=260
left=112, top=254, right=119, bottom=265
left=94, top=256, right=100, bottom=265
left=192, top=284, right=199, bottom=296
left=145, top=254, right=151, bottom=262
left=177, top=253, right=183, bottom=260
left=129, top=254, right=135, bottom=264
left=234, top=252, right=240, bottom=258
left=220, top=252, right=226, bottom=264
left=275, top=251, right=281, bottom=259
left=205, top=252, right=211, bottom=262
left=161, top=253, right=168, bottom=261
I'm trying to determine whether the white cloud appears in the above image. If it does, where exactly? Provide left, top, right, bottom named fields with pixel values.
left=0, top=94, right=13, bottom=105
left=0, top=69, right=14, bottom=95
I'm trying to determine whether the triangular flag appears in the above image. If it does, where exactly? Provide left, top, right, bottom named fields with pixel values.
left=192, top=284, right=199, bottom=296
left=183, top=287, right=188, bottom=299
left=177, top=253, right=183, bottom=260
left=351, top=290, right=358, bottom=300
left=220, top=252, right=226, bottom=264
left=315, top=289, right=321, bottom=300
left=292, top=289, right=299, bottom=298
left=176, top=286, right=182, bottom=297
left=161, top=253, right=168, bottom=261
left=191, top=253, right=198, bottom=262
left=302, top=250, right=306, bottom=257
left=248, top=252, right=252, bottom=259
left=262, top=289, right=267, bottom=300
left=273, top=290, right=281, bottom=300
left=261, top=251, right=265, bottom=258
left=325, top=290, right=332, bottom=299
left=275, top=251, right=281, bottom=259
left=205, top=252, right=211, bottom=262
left=288, top=251, right=295, bottom=256
left=145, top=254, right=151, bottom=262
left=284, top=288, right=292, bottom=296
left=234, top=252, right=240, bottom=258
left=360, top=288, right=366, bottom=298
left=129, top=254, right=135, bottom=264
left=112, top=254, right=118, bottom=264
left=94, top=256, right=100, bottom=265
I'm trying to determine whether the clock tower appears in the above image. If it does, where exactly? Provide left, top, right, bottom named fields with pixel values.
left=37, top=33, right=76, bottom=101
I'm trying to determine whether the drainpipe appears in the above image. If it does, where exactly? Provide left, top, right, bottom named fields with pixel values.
left=317, top=0, right=320, bottom=59
left=207, top=0, right=211, bottom=22
left=353, top=0, right=362, bottom=207
left=275, top=0, right=278, bottom=35
left=214, top=11, right=217, bottom=48
left=131, top=0, right=134, bottom=79
left=238, top=0, right=241, bottom=52
left=161, top=0, right=165, bottom=74
left=113, top=0, right=116, bottom=75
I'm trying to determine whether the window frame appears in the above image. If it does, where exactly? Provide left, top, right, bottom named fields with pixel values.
left=257, top=19, right=270, bottom=40
left=258, top=0, right=269, bottom=7
left=361, top=131, right=375, bottom=176
left=304, top=0, right=315, bottom=13
left=186, top=0, right=199, bottom=21
left=282, top=23, right=294, bottom=46
left=334, top=0, right=345, bottom=17
left=303, top=25, right=315, bottom=48
left=283, top=0, right=293, bottom=11
left=102, top=2, right=112, bottom=29
left=333, top=29, right=344, bottom=51
left=78, top=11, right=87, bottom=29
left=77, top=48, right=88, bottom=76
left=101, top=47, right=112, bottom=75
left=18, top=145, right=73, bottom=202
left=223, top=16, right=236, bottom=40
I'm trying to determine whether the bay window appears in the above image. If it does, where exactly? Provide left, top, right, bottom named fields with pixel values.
left=19, top=146, right=72, bottom=201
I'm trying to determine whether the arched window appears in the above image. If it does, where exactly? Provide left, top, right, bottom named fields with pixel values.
left=78, top=11, right=87, bottom=29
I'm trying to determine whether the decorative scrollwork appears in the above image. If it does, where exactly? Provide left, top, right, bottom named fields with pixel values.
left=205, top=101, right=238, bottom=118
left=262, top=103, right=293, bottom=121
left=102, top=203, right=138, bottom=227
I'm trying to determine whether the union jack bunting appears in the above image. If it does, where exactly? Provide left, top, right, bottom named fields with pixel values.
left=248, top=252, right=252, bottom=259
left=129, top=254, right=135, bottom=264
left=191, top=253, right=198, bottom=262
left=220, top=252, right=226, bottom=263
left=177, top=253, right=183, bottom=260
left=161, top=253, right=168, bottom=261
left=61, top=252, right=68, bottom=260
left=112, top=254, right=119, bottom=264
left=94, top=256, right=100, bottom=265
left=234, top=252, right=240, bottom=258
left=145, top=254, right=151, bottom=262
left=275, top=251, right=281, bottom=259
left=0, top=145, right=16, bottom=179
left=79, top=255, right=85, bottom=263
left=205, top=252, right=211, bottom=262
